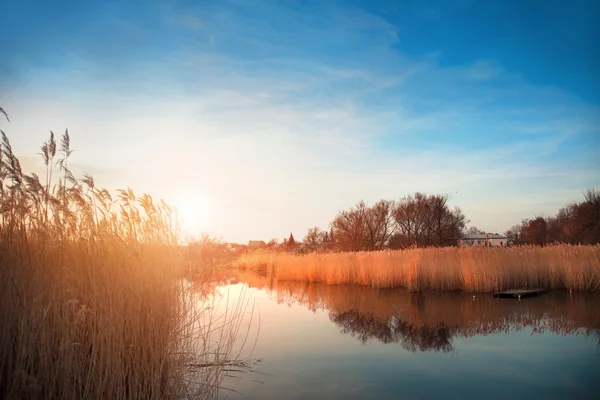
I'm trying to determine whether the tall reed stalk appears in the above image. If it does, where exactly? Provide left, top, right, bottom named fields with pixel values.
left=0, top=130, right=249, bottom=399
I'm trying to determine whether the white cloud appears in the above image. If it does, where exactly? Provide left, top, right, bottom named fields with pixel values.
left=3, top=3, right=599, bottom=242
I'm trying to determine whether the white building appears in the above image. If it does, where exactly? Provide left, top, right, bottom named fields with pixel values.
left=458, top=233, right=508, bottom=247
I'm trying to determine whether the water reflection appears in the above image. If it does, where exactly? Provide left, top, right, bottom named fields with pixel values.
left=333, top=309, right=455, bottom=352
left=238, top=272, right=600, bottom=353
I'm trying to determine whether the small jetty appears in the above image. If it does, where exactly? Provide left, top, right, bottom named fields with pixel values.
left=493, top=288, right=549, bottom=299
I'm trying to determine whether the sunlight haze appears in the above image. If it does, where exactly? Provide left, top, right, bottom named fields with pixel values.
left=2, top=0, right=599, bottom=243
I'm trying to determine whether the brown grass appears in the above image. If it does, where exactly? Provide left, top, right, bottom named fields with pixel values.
left=0, top=131, right=250, bottom=399
left=235, top=245, right=600, bottom=292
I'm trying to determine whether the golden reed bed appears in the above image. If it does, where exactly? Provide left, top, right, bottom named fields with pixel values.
left=1, top=131, right=247, bottom=399
left=235, top=245, right=600, bottom=292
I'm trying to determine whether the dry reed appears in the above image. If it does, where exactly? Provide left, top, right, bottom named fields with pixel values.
left=235, top=245, right=600, bottom=292
left=0, top=130, right=251, bottom=399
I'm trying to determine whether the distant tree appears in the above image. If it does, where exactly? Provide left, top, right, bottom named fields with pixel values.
left=505, top=188, right=600, bottom=246
left=392, top=193, right=466, bottom=248
left=288, top=232, right=295, bottom=246
left=578, top=189, right=600, bottom=244
left=465, top=226, right=486, bottom=235
left=388, top=233, right=414, bottom=250
left=364, top=200, right=396, bottom=250
left=429, top=195, right=467, bottom=246
left=546, top=190, right=600, bottom=245
left=392, top=192, right=426, bottom=247
left=554, top=204, right=577, bottom=242
left=505, top=224, right=523, bottom=245
left=322, top=230, right=330, bottom=242
left=330, top=201, right=368, bottom=251
left=520, top=217, right=548, bottom=246
left=187, top=234, right=226, bottom=266
left=545, top=216, right=564, bottom=244
left=329, top=200, right=398, bottom=251
left=266, top=238, right=279, bottom=248
left=304, top=227, right=325, bottom=250
left=329, top=194, right=468, bottom=251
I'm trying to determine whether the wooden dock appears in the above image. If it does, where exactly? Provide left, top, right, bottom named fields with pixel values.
left=493, top=288, right=549, bottom=299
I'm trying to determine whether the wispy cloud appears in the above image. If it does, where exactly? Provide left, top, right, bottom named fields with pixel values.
left=2, top=0, right=599, bottom=241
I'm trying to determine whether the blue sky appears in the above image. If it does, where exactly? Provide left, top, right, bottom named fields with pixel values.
left=1, top=0, right=599, bottom=242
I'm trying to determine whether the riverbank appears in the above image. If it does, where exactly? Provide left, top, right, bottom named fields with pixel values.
left=235, top=245, right=600, bottom=292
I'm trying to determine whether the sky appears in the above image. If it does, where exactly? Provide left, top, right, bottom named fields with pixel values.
left=1, top=0, right=599, bottom=243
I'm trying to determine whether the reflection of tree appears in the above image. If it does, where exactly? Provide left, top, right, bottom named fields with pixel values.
left=237, top=272, right=600, bottom=352
left=331, top=309, right=454, bottom=353
left=393, top=319, right=454, bottom=353
left=332, top=309, right=396, bottom=344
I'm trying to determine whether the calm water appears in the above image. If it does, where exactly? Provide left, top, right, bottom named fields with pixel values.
left=211, top=276, right=600, bottom=399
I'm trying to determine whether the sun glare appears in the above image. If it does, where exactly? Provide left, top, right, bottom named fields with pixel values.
left=174, top=194, right=210, bottom=232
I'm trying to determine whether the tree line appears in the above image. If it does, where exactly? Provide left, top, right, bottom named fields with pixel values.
left=505, top=189, right=600, bottom=246
left=300, top=193, right=467, bottom=252
left=294, top=189, right=599, bottom=252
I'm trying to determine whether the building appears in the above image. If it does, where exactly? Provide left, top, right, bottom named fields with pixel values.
left=489, top=234, right=508, bottom=247
left=247, top=240, right=266, bottom=249
left=458, top=233, right=508, bottom=247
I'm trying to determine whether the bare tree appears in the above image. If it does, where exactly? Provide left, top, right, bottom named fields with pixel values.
left=431, top=196, right=467, bottom=246
left=431, top=195, right=449, bottom=246
left=392, top=193, right=466, bottom=248
left=364, top=200, right=396, bottom=250
left=556, top=204, right=577, bottom=241
left=579, top=189, right=600, bottom=244
left=304, top=226, right=325, bottom=251
left=330, top=201, right=368, bottom=251
left=266, top=238, right=279, bottom=248
left=392, top=193, right=423, bottom=246
left=519, top=217, right=548, bottom=246
left=464, top=226, right=486, bottom=235
left=504, top=224, right=522, bottom=245
left=505, top=189, right=600, bottom=246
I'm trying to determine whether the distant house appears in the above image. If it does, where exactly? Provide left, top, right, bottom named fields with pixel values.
left=247, top=240, right=266, bottom=249
left=458, top=233, right=508, bottom=247
left=489, top=234, right=508, bottom=247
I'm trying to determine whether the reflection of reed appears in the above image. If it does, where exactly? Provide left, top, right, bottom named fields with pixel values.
left=238, top=271, right=600, bottom=352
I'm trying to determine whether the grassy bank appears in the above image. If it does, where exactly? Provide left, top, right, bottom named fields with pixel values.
left=0, top=131, right=247, bottom=399
left=235, top=245, right=600, bottom=292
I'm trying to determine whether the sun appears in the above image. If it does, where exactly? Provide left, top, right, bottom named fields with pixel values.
left=174, top=194, right=210, bottom=232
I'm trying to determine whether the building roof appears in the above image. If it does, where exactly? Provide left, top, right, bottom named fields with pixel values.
left=461, top=233, right=507, bottom=240
left=247, top=240, right=266, bottom=247
left=461, top=234, right=487, bottom=239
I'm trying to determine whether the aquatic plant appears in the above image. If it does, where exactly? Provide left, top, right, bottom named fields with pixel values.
left=0, top=130, right=249, bottom=399
left=235, top=244, right=600, bottom=292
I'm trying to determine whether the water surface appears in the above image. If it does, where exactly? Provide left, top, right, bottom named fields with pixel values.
left=214, top=276, right=600, bottom=399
